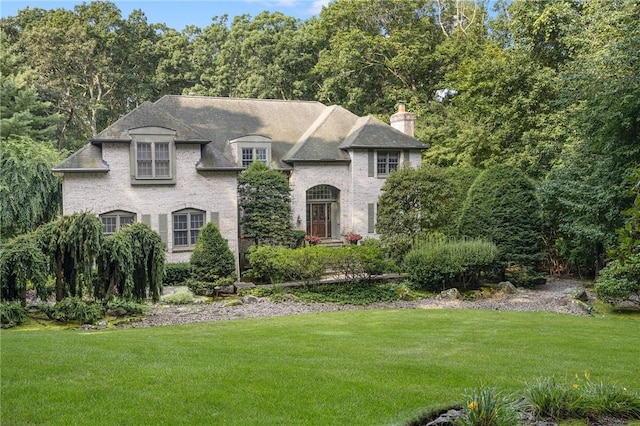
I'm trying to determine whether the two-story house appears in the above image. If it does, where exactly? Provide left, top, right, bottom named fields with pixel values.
left=53, top=96, right=427, bottom=271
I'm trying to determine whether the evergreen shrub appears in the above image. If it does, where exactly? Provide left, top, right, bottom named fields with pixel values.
left=44, top=297, right=105, bottom=324
left=0, top=302, right=28, bottom=328
left=164, top=263, right=192, bottom=286
left=457, top=165, right=542, bottom=271
left=190, top=222, right=235, bottom=282
left=186, top=276, right=236, bottom=297
left=594, top=256, right=640, bottom=308
left=403, top=238, right=497, bottom=291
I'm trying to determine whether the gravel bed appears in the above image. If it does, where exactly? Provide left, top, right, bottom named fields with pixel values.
left=118, top=278, right=593, bottom=328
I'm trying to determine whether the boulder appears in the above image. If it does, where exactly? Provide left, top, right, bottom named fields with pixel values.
left=497, top=281, right=517, bottom=294
left=439, top=288, right=461, bottom=300
left=568, top=288, right=589, bottom=302
left=282, top=293, right=296, bottom=302
left=426, top=409, right=462, bottom=425
left=243, top=295, right=259, bottom=304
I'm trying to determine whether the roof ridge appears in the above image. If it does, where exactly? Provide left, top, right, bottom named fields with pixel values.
left=158, top=94, right=323, bottom=105
left=283, top=105, right=338, bottom=161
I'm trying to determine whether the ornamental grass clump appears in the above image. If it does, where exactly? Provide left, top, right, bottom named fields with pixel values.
left=523, top=372, right=640, bottom=422
left=456, top=387, right=523, bottom=426
left=160, top=287, right=194, bottom=305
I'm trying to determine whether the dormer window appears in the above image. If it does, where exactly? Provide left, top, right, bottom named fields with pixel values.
left=129, top=127, right=176, bottom=185
left=229, top=135, right=272, bottom=168
left=242, top=147, right=268, bottom=167
left=136, top=142, right=171, bottom=178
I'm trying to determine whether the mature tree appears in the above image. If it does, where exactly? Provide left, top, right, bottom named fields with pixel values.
left=6, top=2, right=162, bottom=149
left=422, top=44, right=565, bottom=179
left=0, top=49, right=61, bottom=143
left=540, top=0, right=640, bottom=275
left=377, top=164, right=456, bottom=237
left=312, top=0, right=452, bottom=115
left=0, top=137, right=62, bottom=239
left=377, top=164, right=457, bottom=262
left=238, top=161, right=292, bottom=245
left=457, top=165, right=542, bottom=270
left=188, top=12, right=315, bottom=100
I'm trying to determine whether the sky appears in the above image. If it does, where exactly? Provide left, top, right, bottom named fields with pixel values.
left=0, top=0, right=331, bottom=30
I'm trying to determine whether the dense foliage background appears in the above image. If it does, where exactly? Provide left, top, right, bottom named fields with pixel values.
left=2, top=0, right=639, bottom=278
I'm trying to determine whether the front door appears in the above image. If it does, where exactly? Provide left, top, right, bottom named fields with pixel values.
left=307, top=203, right=331, bottom=238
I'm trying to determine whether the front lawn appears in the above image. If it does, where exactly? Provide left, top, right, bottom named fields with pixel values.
left=1, top=309, right=639, bottom=425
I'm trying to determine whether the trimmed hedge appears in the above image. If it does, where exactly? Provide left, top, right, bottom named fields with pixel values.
left=246, top=241, right=395, bottom=285
left=164, top=263, right=192, bottom=286
left=404, top=238, right=498, bottom=291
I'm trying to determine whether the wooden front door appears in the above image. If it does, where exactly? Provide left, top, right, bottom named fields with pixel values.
left=307, top=203, right=331, bottom=238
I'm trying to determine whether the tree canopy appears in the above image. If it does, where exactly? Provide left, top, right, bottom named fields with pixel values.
left=2, top=0, right=639, bottom=277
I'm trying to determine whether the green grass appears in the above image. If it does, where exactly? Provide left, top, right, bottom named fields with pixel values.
left=1, top=309, right=639, bottom=425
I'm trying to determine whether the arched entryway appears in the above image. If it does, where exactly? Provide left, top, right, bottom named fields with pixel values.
left=306, top=185, right=340, bottom=239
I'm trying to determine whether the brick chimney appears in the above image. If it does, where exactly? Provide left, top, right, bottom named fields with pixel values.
left=390, top=101, right=415, bottom=137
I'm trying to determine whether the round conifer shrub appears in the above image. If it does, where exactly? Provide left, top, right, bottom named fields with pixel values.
left=190, top=222, right=236, bottom=282
left=457, top=165, right=542, bottom=270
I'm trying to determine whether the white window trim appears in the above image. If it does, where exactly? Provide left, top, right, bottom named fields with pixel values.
left=172, top=209, right=205, bottom=249
left=129, top=127, right=177, bottom=185
left=376, top=150, right=400, bottom=177
left=100, top=211, right=136, bottom=235
left=229, top=135, right=272, bottom=168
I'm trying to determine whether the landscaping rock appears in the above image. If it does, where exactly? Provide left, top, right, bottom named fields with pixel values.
left=567, top=288, right=588, bottom=302
left=426, top=409, right=461, bottom=425
left=282, top=293, right=296, bottom=302
left=497, top=281, right=517, bottom=294
left=438, top=288, right=461, bottom=300
left=243, top=295, right=259, bottom=304
left=570, top=299, right=592, bottom=315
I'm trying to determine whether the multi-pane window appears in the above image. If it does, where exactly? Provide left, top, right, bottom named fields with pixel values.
left=173, top=210, right=205, bottom=247
left=100, top=211, right=135, bottom=235
left=136, top=142, right=171, bottom=178
left=377, top=151, right=400, bottom=176
left=241, top=147, right=268, bottom=167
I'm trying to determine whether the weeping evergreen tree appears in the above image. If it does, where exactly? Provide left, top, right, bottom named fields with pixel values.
left=37, top=212, right=104, bottom=302
left=114, top=222, right=164, bottom=302
left=0, top=136, right=62, bottom=239
left=95, top=230, right=134, bottom=302
left=0, top=231, right=49, bottom=304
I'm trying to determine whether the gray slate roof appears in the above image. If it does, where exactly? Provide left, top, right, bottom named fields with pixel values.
left=54, top=95, right=428, bottom=172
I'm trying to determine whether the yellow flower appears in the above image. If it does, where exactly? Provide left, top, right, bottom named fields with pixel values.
left=468, top=401, right=478, bottom=411
left=584, top=370, right=590, bottom=379
left=572, top=383, right=579, bottom=390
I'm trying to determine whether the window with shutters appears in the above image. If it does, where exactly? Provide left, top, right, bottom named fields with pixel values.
left=376, top=151, right=400, bottom=176
left=100, top=211, right=136, bottom=235
left=172, top=209, right=205, bottom=248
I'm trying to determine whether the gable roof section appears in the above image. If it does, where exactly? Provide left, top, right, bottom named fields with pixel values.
left=52, top=143, right=109, bottom=173
left=92, top=101, right=210, bottom=143
left=154, top=96, right=328, bottom=169
left=55, top=96, right=428, bottom=173
left=340, top=115, right=429, bottom=150
left=283, top=105, right=354, bottom=162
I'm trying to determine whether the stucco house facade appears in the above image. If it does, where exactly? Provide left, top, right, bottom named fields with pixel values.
left=53, top=96, right=427, bottom=271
